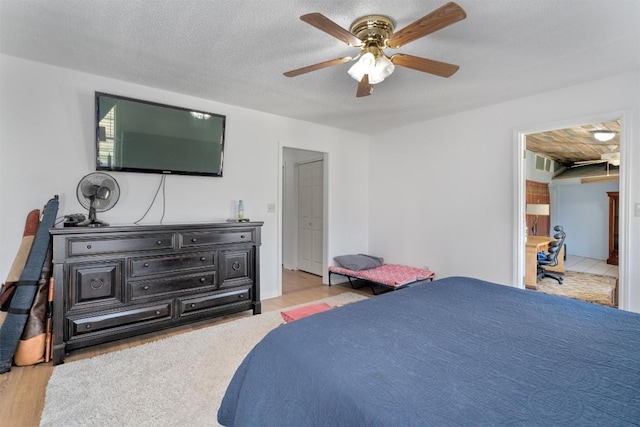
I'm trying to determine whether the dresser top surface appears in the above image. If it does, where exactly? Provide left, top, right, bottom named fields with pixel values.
left=50, top=221, right=264, bottom=235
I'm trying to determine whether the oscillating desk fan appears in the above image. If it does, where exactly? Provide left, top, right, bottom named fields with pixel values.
left=76, top=172, right=120, bottom=227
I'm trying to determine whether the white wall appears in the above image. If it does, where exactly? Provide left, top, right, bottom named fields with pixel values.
left=0, top=55, right=370, bottom=300
left=369, top=72, right=640, bottom=312
left=553, top=180, right=619, bottom=259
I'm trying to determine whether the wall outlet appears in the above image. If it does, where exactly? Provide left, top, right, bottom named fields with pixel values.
left=267, top=203, right=276, bottom=213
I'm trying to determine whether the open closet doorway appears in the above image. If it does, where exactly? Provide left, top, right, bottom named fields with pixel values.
left=281, top=147, right=328, bottom=295
left=515, top=114, right=628, bottom=309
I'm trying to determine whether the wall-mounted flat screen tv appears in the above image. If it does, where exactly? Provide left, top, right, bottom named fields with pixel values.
left=95, top=92, right=225, bottom=177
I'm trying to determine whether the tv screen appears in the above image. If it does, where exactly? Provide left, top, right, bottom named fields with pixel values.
left=95, top=92, right=225, bottom=177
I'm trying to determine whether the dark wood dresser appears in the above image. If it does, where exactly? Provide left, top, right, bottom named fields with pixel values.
left=50, top=221, right=262, bottom=365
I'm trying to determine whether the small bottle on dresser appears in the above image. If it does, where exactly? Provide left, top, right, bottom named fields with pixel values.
left=238, top=200, right=244, bottom=220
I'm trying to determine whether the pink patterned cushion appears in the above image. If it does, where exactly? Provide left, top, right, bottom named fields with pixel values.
left=329, top=264, right=435, bottom=287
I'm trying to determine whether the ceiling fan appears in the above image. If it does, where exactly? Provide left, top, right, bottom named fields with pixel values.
left=573, top=153, right=620, bottom=167
left=283, top=2, right=467, bottom=97
left=572, top=147, right=620, bottom=168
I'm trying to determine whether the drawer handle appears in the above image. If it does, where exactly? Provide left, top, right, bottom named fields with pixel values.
left=191, top=238, right=197, bottom=243
left=199, top=277, right=206, bottom=283
left=143, top=285, right=150, bottom=291
left=144, top=263, right=150, bottom=267
left=238, top=294, right=245, bottom=299
left=241, top=235, right=245, bottom=239
left=90, top=279, right=104, bottom=290
left=85, top=324, right=92, bottom=329
left=191, top=303, right=196, bottom=308
left=232, top=261, right=241, bottom=271
left=155, top=310, right=161, bottom=315
left=156, top=240, right=163, bottom=245
left=86, top=244, right=92, bottom=250
left=200, top=256, right=206, bottom=261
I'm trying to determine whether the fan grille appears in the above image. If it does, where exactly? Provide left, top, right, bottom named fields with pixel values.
left=76, top=172, right=120, bottom=212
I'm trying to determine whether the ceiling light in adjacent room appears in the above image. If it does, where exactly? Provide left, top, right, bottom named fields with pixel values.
left=592, top=130, right=616, bottom=142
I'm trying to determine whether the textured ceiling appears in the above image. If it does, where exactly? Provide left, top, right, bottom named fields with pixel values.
left=1, top=0, right=639, bottom=134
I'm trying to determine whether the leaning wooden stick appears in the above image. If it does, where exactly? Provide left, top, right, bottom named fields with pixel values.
left=44, top=276, right=54, bottom=363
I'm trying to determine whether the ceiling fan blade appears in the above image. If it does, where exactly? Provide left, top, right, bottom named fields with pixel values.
left=300, top=13, right=363, bottom=47
left=391, top=54, right=459, bottom=77
left=387, top=2, right=467, bottom=48
left=356, top=74, right=372, bottom=97
left=571, top=159, right=607, bottom=167
left=283, top=57, right=353, bottom=77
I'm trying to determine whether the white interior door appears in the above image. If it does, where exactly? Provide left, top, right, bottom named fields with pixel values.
left=297, top=160, right=323, bottom=275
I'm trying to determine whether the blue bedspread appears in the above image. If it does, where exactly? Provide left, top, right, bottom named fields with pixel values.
left=218, top=276, right=640, bottom=426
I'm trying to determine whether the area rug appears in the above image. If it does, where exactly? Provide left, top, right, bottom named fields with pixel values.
left=536, top=271, right=617, bottom=307
left=40, top=292, right=367, bottom=427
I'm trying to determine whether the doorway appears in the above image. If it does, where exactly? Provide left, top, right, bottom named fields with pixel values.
left=515, top=113, right=628, bottom=309
left=281, top=147, right=327, bottom=295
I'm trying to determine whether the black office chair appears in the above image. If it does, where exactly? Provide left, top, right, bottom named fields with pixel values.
left=537, top=225, right=566, bottom=284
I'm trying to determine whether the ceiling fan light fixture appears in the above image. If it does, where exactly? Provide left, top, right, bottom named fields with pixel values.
left=375, top=54, right=395, bottom=80
left=347, top=51, right=394, bottom=85
left=348, top=52, right=375, bottom=82
left=592, top=130, right=616, bottom=142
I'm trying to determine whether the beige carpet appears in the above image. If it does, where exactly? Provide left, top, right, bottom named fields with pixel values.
left=536, top=271, right=618, bottom=307
left=40, top=292, right=367, bottom=427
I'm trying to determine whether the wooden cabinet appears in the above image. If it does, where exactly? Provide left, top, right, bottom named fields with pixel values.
left=50, top=221, right=262, bottom=365
left=607, top=192, right=619, bottom=265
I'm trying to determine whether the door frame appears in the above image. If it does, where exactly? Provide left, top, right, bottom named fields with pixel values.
left=277, top=144, right=329, bottom=296
left=513, top=111, right=630, bottom=309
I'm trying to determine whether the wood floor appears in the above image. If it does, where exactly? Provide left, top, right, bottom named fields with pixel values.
left=0, top=269, right=367, bottom=427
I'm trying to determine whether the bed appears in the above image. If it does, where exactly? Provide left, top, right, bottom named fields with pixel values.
left=218, top=276, right=640, bottom=426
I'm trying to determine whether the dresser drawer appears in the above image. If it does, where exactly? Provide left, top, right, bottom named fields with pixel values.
left=68, top=260, right=124, bottom=311
left=179, top=287, right=251, bottom=315
left=179, top=229, right=254, bottom=248
left=129, top=272, right=216, bottom=300
left=68, top=233, right=175, bottom=256
left=129, top=251, right=215, bottom=278
left=68, top=302, right=172, bottom=337
left=220, top=249, right=254, bottom=289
